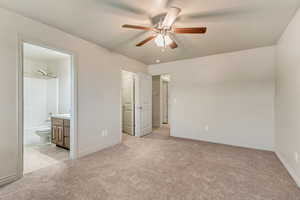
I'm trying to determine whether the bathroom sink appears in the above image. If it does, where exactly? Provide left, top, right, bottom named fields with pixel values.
left=52, top=114, right=71, bottom=119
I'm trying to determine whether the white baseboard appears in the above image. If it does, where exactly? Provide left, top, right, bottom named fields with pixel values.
left=78, top=141, right=120, bottom=158
left=276, top=151, right=300, bottom=188
left=172, top=135, right=273, bottom=151
left=0, top=174, right=18, bottom=187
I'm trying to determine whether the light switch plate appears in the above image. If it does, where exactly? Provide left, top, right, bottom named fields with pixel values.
left=101, top=129, right=107, bottom=136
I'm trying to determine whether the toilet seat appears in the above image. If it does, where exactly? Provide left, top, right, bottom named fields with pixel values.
left=36, top=127, right=51, bottom=134
left=35, top=126, right=51, bottom=144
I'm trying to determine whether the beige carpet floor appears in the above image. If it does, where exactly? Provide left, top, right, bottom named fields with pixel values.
left=0, top=127, right=299, bottom=200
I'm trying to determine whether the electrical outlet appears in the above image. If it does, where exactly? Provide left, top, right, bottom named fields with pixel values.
left=295, top=152, right=299, bottom=163
left=204, top=125, right=209, bottom=132
left=101, top=129, right=106, bottom=136
left=101, top=129, right=108, bottom=136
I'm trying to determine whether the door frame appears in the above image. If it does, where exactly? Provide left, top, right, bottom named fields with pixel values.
left=17, top=37, right=78, bottom=178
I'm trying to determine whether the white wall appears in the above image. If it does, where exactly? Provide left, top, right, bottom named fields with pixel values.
left=149, top=46, right=275, bottom=151
left=275, top=8, right=300, bottom=186
left=0, top=8, right=147, bottom=184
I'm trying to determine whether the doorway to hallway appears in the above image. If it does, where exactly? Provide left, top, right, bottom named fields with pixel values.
left=121, top=71, right=152, bottom=138
left=152, top=74, right=171, bottom=130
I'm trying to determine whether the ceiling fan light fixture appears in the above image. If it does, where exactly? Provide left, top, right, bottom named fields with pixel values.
left=155, top=34, right=172, bottom=47
left=122, top=6, right=207, bottom=49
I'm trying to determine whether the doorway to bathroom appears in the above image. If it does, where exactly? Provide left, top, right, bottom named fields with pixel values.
left=21, top=42, right=75, bottom=174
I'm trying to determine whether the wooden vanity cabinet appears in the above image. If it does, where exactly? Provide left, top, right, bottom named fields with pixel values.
left=51, top=117, right=70, bottom=150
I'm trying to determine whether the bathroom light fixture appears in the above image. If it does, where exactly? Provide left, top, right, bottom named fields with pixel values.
left=37, top=69, right=57, bottom=78
left=154, top=34, right=173, bottom=47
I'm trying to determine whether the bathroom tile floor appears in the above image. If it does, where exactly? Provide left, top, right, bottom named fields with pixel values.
left=24, top=144, right=69, bottom=174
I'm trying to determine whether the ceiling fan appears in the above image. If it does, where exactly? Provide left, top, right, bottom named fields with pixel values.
left=122, top=7, right=207, bottom=49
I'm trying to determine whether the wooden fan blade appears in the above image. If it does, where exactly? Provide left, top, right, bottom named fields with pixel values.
left=136, top=36, right=156, bottom=46
left=122, top=24, right=152, bottom=31
left=174, top=27, right=207, bottom=34
left=169, top=41, right=178, bottom=49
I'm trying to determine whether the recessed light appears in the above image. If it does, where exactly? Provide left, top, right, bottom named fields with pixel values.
left=156, top=59, right=161, bottom=63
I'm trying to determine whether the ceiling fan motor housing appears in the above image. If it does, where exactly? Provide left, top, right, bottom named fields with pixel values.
left=162, top=7, right=181, bottom=29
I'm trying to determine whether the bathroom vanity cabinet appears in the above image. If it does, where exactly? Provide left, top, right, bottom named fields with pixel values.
left=51, top=117, right=70, bottom=150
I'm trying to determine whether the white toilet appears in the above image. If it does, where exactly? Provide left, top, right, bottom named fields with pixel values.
left=35, top=124, right=51, bottom=144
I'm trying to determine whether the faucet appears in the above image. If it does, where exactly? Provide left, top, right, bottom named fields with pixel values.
left=46, top=112, right=53, bottom=121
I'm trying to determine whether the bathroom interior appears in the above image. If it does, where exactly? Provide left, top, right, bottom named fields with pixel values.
left=23, top=43, right=72, bottom=174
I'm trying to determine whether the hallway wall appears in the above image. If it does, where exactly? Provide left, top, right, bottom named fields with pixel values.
left=149, top=46, right=275, bottom=151
left=275, top=8, right=300, bottom=187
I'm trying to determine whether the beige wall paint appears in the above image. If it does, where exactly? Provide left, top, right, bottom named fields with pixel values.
left=275, top=8, right=300, bottom=186
left=149, top=46, right=275, bottom=151
left=0, top=8, right=147, bottom=184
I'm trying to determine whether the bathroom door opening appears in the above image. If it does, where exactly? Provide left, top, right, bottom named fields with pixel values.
left=19, top=42, right=77, bottom=175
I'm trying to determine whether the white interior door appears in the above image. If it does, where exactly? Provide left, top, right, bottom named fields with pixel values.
left=135, top=72, right=152, bottom=137
left=122, top=71, right=134, bottom=135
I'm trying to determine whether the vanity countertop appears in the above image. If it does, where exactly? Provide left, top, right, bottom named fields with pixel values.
left=51, top=114, right=71, bottom=120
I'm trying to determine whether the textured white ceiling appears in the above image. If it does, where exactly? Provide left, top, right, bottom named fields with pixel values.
left=0, top=0, right=299, bottom=64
